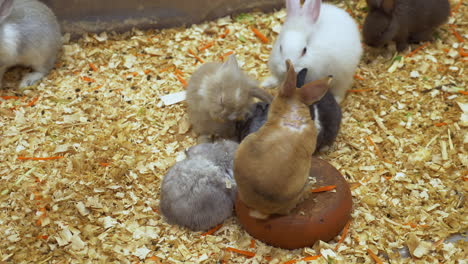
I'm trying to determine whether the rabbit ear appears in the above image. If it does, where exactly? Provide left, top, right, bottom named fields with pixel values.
left=302, top=0, right=321, bottom=23
left=0, top=0, right=14, bottom=22
left=279, top=60, right=297, bottom=97
left=381, top=0, right=395, bottom=13
left=299, top=75, right=332, bottom=105
left=222, top=54, right=240, bottom=70
left=286, top=0, right=301, bottom=17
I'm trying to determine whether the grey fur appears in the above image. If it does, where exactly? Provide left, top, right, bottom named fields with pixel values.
left=160, top=140, right=239, bottom=231
left=0, top=0, right=61, bottom=88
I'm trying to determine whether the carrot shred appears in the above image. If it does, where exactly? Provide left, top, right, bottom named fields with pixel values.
left=125, top=72, right=138, bottom=77
left=223, top=51, right=235, bottom=57
left=302, top=255, right=322, bottom=261
left=225, top=247, right=255, bottom=258
left=152, top=208, right=160, bottom=214
left=334, top=220, right=351, bottom=250
left=27, top=97, right=39, bottom=107
left=188, top=49, right=205, bottom=63
left=367, top=249, right=383, bottom=264
left=18, top=156, right=64, bottom=161
left=144, top=69, right=152, bottom=75
left=175, top=69, right=184, bottom=75
left=449, top=25, right=464, bottom=43
left=100, top=162, right=111, bottom=167
left=219, top=28, right=230, bottom=38
left=250, top=239, right=256, bottom=248
left=354, top=74, right=365, bottom=80
left=366, top=136, right=383, bottom=159
left=199, top=41, right=215, bottom=51
left=405, top=42, right=429, bottom=57
left=174, top=73, right=188, bottom=87
left=201, top=223, right=222, bottom=236
left=459, top=90, right=468, bottom=95
left=434, top=122, right=448, bottom=127
left=81, top=76, right=96, bottom=83
left=37, top=235, right=48, bottom=239
left=452, top=0, right=462, bottom=13
left=89, top=62, right=98, bottom=72
left=36, top=219, right=42, bottom=226
left=283, top=260, right=298, bottom=264
left=160, top=66, right=175, bottom=73
left=347, top=89, right=372, bottom=93
left=459, top=47, right=468, bottom=57
left=1, top=96, right=19, bottom=100
left=310, top=185, right=336, bottom=193
left=251, top=27, right=269, bottom=43
left=463, top=177, right=468, bottom=182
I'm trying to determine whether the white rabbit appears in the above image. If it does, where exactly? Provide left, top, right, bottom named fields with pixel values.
left=263, top=0, right=362, bottom=103
left=0, top=0, right=61, bottom=88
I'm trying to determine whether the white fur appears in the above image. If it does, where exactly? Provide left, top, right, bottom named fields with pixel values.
left=197, top=75, right=210, bottom=98
left=265, top=0, right=363, bottom=103
left=313, top=105, right=322, bottom=134
left=0, top=24, right=19, bottom=64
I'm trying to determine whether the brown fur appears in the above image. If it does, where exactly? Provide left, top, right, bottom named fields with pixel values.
left=186, top=55, right=273, bottom=143
left=234, top=60, right=331, bottom=218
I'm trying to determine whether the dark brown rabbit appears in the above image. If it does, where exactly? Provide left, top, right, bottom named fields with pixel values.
left=363, top=0, right=450, bottom=51
left=234, top=60, right=331, bottom=219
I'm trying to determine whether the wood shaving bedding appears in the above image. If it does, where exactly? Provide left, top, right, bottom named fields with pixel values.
left=0, top=0, right=466, bottom=263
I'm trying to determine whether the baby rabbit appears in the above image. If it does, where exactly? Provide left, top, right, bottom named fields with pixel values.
left=236, top=68, right=341, bottom=152
left=186, top=54, right=273, bottom=143
left=263, top=0, right=362, bottom=103
left=0, top=0, right=62, bottom=88
left=363, top=0, right=450, bottom=52
left=160, top=140, right=238, bottom=231
left=234, top=60, right=331, bottom=219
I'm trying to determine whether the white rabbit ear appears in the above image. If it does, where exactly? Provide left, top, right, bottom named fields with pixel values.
left=0, top=0, right=14, bottom=22
left=302, top=0, right=321, bottom=23
left=286, top=0, right=301, bottom=17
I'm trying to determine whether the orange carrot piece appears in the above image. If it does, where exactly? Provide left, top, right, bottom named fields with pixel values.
left=310, top=185, right=336, bottom=193
left=334, top=220, right=351, bottom=250
left=449, top=25, right=464, bottom=43
left=459, top=47, right=468, bottom=57
left=144, top=69, right=152, bottom=75
left=250, top=239, right=256, bottom=248
left=367, top=249, right=383, bottom=264
left=459, top=90, right=468, bottom=95
left=302, top=255, right=322, bottom=261
left=366, top=136, right=383, bottom=159
left=283, top=260, right=298, bottom=264
left=251, top=27, right=269, bottom=43
left=175, top=69, right=184, bottom=75
left=201, top=223, right=223, bottom=236
left=27, top=97, right=39, bottom=107
left=354, top=74, right=365, bottom=80
left=1, top=96, right=19, bottom=100
left=405, top=42, right=429, bottom=57
left=199, top=41, right=215, bottom=51
left=18, top=156, right=64, bottom=161
left=463, top=177, right=468, bottom=182
left=125, top=72, right=138, bottom=77
left=37, top=235, right=49, bottom=239
left=175, top=73, right=188, bottom=87
left=160, top=66, right=175, bottom=73
left=219, top=28, right=230, bottom=38
left=36, top=219, right=42, bottom=226
left=89, top=63, right=98, bottom=72
left=347, top=89, right=373, bottom=93
left=225, top=247, right=255, bottom=258
left=188, top=49, right=205, bottom=63
left=224, top=51, right=235, bottom=57
left=453, top=0, right=462, bottom=13
left=100, top=162, right=111, bottom=167
left=434, top=122, right=448, bottom=127
left=81, top=76, right=96, bottom=82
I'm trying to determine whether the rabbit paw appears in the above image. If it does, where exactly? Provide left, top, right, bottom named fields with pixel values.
left=261, top=76, right=279, bottom=89
left=20, top=72, right=46, bottom=88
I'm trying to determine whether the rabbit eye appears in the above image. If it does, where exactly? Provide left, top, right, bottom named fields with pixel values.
left=302, top=47, right=307, bottom=56
left=280, top=45, right=283, bottom=53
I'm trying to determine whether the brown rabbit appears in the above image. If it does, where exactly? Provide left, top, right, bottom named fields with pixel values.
left=363, top=0, right=450, bottom=51
left=186, top=54, right=273, bottom=143
left=234, top=60, right=331, bottom=219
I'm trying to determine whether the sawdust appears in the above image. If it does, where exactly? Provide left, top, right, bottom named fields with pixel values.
left=0, top=0, right=466, bottom=263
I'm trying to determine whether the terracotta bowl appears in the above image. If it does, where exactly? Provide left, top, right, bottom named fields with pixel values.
left=235, top=157, right=352, bottom=249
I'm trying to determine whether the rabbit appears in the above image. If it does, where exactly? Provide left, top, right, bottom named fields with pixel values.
left=362, top=0, right=450, bottom=52
left=186, top=54, right=273, bottom=143
left=234, top=60, right=331, bottom=219
left=0, top=0, right=62, bottom=88
left=160, top=140, right=238, bottom=231
left=262, top=0, right=362, bottom=104
left=236, top=68, right=341, bottom=152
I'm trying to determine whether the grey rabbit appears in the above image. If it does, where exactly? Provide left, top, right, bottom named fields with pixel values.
left=160, top=140, right=238, bottom=231
left=186, top=54, right=273, bottom=143
left=0, top=0, right=62, bottom=88
left=363, top=0, right=450, bottom=51
left=236, top=68, right=341, bottom=152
